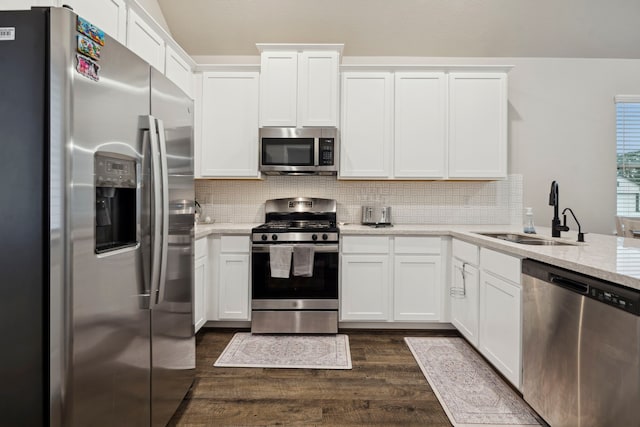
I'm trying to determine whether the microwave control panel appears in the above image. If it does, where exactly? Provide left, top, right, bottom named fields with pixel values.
left=319, top=138, right=334, bottom=166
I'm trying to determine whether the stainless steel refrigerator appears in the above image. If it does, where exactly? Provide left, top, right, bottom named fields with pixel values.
left=0, top=7, right=195, bottom=426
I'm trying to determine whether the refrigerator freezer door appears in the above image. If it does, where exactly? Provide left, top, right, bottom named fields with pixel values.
left=62, top=8, right=153, bottom=426
left=150, top=68, right=195, bottom=427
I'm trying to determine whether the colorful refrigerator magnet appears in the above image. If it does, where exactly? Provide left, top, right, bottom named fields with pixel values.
left=76, top=54, right=100, bottom=81
left=77, top=34, right=101, bottom=60
left=76, top=16, right=105, bottom=46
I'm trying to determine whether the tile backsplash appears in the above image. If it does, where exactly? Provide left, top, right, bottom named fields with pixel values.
left=195, top=175, right=523, bottom=225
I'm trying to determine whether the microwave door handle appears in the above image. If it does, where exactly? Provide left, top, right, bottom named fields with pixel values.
left=314, top=138, right=320, bottom=166
left=154, top=118, right=170, bottom=306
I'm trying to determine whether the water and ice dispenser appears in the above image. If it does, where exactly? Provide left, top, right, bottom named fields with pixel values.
left=94, top=152, right=137, bottom=253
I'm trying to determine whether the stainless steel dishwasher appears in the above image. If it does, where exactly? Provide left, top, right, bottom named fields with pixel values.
left=522, top=259, right=640, bottom=427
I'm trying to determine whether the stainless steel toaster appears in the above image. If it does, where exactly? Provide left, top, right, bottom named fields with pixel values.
left=361, top=206, right=392, bottom=225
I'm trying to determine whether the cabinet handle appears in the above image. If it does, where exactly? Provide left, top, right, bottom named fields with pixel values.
left=450, top=262, right=467, bottom=298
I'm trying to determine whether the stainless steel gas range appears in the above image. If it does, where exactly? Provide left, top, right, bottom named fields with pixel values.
left=251, top=197, right=339, bottom=334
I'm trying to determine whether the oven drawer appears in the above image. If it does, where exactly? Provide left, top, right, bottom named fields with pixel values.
left=251, top=310, right=338, bottom=334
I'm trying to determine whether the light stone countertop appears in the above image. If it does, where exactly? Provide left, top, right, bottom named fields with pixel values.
left=195, top=222, right=260, bottom=239
left=195, top=222, right=640, bottom=291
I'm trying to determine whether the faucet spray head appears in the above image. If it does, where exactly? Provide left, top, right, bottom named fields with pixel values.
left=549, top=181, right=558, bottom=206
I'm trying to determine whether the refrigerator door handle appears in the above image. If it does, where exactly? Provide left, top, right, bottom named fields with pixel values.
left=155, top=118, right=170, bottom=306
left=147, top=115, right=163, bottom=306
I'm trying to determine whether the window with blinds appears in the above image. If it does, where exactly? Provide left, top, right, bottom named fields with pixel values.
left=616, top=96, right=640, bottom=217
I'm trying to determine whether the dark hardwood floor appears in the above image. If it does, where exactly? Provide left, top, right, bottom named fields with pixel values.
left=168, top=328, right=457, bottom=426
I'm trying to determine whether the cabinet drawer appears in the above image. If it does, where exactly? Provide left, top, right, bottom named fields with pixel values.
left=452, top=239, right=479, bottom=265
left=481, top=248, right=521, bottom=284
left=221, top=235, right=250, bottom=253
left=195, top=237, right=208, bottom=258
left=342, top=236, right=390, bottom=254
left=394, top=236, right=441, bottom=254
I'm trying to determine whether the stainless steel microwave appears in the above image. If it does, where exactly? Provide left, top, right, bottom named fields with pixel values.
left=259, top=128, right=338, bottom=175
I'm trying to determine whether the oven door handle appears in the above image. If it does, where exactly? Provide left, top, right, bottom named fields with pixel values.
left=251, top=244, right=339, bottom=253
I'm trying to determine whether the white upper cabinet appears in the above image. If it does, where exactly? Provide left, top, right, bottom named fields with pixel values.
left=126, top=8, right=165, bottom=72
left=1, top=1, right=60, bottom=9
left=340, top=66, right=510, bottom=180
left=258, top=45, right=341, bottom=127
left=339, top=72, right=394, bottom=178
left=394, top=72, right=447, bottom=178
left=199, top=71, right=260, bottom=178
left=259, top=51, right=298, bottom=127
left=67, top=0, right=127, bottom=44
left=448, top=72, right=507, bottom=179
left=164, top=44, right=193, bottom=98
left=297, top=51, right=339, bottom=127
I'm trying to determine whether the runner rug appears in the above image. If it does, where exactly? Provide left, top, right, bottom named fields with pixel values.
left=404, top=337, right=542, bottom=427
left=214, top=332, right=352, bottom=369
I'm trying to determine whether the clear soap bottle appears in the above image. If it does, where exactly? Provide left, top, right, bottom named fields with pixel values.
left=523, top=207, right=536, bottom=234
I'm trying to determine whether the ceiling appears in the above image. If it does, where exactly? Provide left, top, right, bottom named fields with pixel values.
left=157, top=0, right=640, bottom=59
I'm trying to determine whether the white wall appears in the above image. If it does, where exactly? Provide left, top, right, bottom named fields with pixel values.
left=506, top=58, right=640, bottom=235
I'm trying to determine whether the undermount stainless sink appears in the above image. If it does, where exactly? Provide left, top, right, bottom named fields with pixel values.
left=474, top=232, right=578, bottom=246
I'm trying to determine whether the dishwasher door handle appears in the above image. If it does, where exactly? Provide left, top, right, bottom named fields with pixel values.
left=549, top=274, right=589, bottom=294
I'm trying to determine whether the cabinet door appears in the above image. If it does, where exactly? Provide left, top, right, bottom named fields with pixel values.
left=126, top=8, right=165, bottom=71
left=297, top=51, right=339, bottom=127
left=259, top=51, right=298, bottom=127
left=164, top=45, right=192, bottom=98
left=200, top=72, right=260, bottom=177
left=479, top=270, right=522, bottom=388
left=194, top=254, right=207, bottom=332
left=394, top=72, right=447, bottom=178
left=340, top=72, right=393, bottom=178
left=448, top=72, right=507, bottom=179
left=340, top=254, right=390, bottom=321
left=394, top=255, right=442, bottom=321
left=450, top=258, right=480, bottom=347
left=218, top=254, right=250, bottom=320
left=1, top=1, right=59, bottom=9
left=67, top=0, right=127, bottom=43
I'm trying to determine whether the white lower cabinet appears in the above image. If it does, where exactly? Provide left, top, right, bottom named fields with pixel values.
left=193, top=237, right=208, bottom=332
left=450, top=240, right=523, bottom=389
left=450, top=257, right=480, bottom=346
left=394, top=255, right=442, bottom=321
left=341, top=235, right=444, bottom=323
left=393, top=236, right=443, bottom=321
left=479, top=248, right=522, bottom=388
left=215, top=236, right=251, bottom=321
left=341, top=254, right=390, bottom=321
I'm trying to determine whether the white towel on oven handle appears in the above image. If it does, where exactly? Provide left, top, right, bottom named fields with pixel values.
left=293, top=245, right=315, bottom=277
left=269, top=245, right=293, bottom=278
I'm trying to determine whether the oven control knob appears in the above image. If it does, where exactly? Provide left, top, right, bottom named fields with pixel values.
left=272, top=234, right=278, bottom=241
left=322, top=233, right=329, bottom=240
left=312, top=234, right=318, bottom=241
left=261, top=234, right=268, bottom=241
